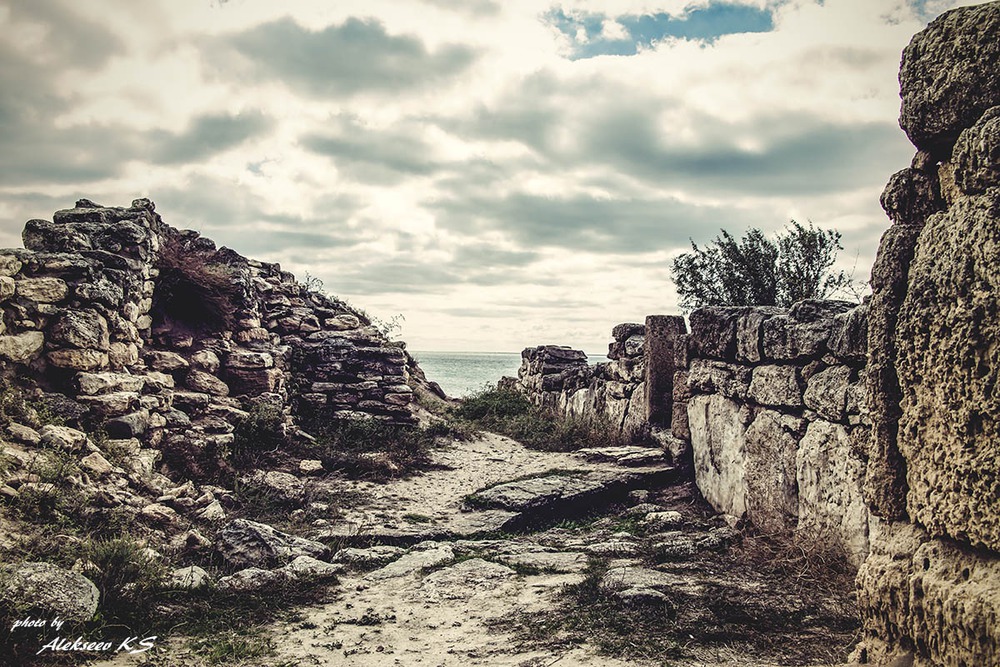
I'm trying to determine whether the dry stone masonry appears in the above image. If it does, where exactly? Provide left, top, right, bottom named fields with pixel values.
left=0, top=198, right=419, bottom=474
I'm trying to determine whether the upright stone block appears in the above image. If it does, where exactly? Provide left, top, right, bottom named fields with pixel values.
left=643, top=315, right=685, bottom=427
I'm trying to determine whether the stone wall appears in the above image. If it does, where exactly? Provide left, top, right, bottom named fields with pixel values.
left=854, top=3, right=1000, bottom=666
left=0, top=199, right=419, bottom=476
left=676, top=301, right=870, bottom=566
left=513, top=322, right=648, bottom=443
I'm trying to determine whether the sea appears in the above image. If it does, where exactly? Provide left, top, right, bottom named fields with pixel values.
left=412, top=350, right=610, bottom=398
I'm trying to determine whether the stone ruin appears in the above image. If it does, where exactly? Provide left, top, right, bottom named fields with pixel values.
left=511, top=3, right=1000, bottom=664
left=0, top=197, right=424, bottom=479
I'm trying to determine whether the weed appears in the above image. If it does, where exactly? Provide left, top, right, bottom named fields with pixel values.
left=229, top=403, right=286, bottom=469
left=402, top=513, right=433, bottom=524
left=455, top=387, right=622, bottom=452
left=192, top=631, right=276, bottom=665
left=82, top=537, right=168, bottom=625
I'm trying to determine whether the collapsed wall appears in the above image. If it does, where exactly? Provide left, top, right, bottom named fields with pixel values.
left=854, top=3, right=1000, bottom=665
left=0, top=199, right=418, bottom=475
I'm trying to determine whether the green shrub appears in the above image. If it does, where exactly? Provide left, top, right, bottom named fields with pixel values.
left=299, top=417, right=445, bottom=480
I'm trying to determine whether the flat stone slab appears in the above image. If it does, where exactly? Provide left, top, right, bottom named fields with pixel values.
left=467, top=466, right=678, bottom=515
left=575, top=446, right=669, bottom=467
left=497, top=551, right=589, bottom=573
left=316, top=509, right=520, bottom=547
left=364, top=542, right=454, bottom=581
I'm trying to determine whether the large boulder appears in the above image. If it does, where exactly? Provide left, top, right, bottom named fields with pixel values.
left=898, top=2, right=1000, bottom=157
left=2, top=562, right=99, bottom=623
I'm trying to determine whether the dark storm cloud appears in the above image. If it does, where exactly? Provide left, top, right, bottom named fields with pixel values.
left=302, top=117, right=442, bottom=184
left=150, top=112, right=273, bottom=164
left=210, top=17, right=478, bottom=97
left=575, top=108, right=912, bottom=196
left=4, top=0, right=125, bottom=70
left=152, top=176, right=363, bottom=258
left=430, top=191, right=755, bottom=254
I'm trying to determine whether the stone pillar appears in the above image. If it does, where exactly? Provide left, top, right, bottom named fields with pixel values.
left=644, top=315, right=686, bottom=427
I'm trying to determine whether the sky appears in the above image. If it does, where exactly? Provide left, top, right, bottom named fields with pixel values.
left=0, top=0, right=985, bottom=353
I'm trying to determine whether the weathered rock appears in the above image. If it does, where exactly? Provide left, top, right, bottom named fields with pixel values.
left=796, top=420, right=869, bottom=566
left=747, top=365, right=802, bottom=408
left=47, top=349, right=109, bottom=371
left=365, top=542, right=454, bottom=580
left=2, top=562, right=100, bottom=622
left=736, top=307, right=783, bottom=363
left=898, top=2, right=1000, bottom=157
left=169, top=565, right=211, bottom=590
left=744, top=410, right=802, bottom=534
left=80, top=451, right=115, bottom=476
left=496, top=551, right=588, bottom=573
left=855, top=520, right=1000, bottom=667
left=953, top=105, right=1000, bottom=195
left=39, top=425, right=88, bottom=452
left=640, top=511, right=683, bottom=532
left=240, top=470, right=304, bottom=505
left=5, top=422, right=40, bottom=445
left=279, top=555, right=343, bottom=581
left=688, top=308, right=745, bottom=359
left=688, top=394, right=751, bottom=518
left=144, top=351, right=189, bottom=372
left=186, top=370, right=230, bottom=397
left=218, top=518, right=329, bottom=569
left=895, top=193, right=1000, bottom=551
left=76, top=372, right=144, bottom=396
left=49, top=310, right=109, bottom=350
left=15, top=277, right=68, bottom=303
left=217, top=567, right=289, bottom=592
left=0, top=332, right=45, bottom=363
left=190, top=349, right=221, bottom=373
left=331, top=546, right=406, bottom=569
left=879, top=168, right=945, bottom=226
left=0, top=276, right=14, bottom=302
left=803, top=365, right=851, bottom=423
left=687, top=359, right=750, bottom=400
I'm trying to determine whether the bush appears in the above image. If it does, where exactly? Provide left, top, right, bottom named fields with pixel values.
left=455, top=387, right=621, bottom=452
left=671, top=221, right=853, bottom=312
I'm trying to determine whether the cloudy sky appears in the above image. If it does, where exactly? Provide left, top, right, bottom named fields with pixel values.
left=0, top=0, right=983, bottom=352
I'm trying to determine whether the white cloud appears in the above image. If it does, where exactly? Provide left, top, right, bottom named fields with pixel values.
left=0, top=0, right=983, bottom=353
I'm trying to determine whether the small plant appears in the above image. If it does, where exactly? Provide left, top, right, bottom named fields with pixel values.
left=230, top=403, right=286, bottom=468
left=82, top=536, right=167, bottom=625
left=303, top=418, right=439, bottom=480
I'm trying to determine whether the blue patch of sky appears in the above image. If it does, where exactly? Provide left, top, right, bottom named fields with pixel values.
left=547, top=2, right=776, bottom=60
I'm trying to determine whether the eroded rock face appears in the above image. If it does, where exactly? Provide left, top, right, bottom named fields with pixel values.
left=217, top=518, right=329, bottom=569
left=898, top=2, right=1000, bottom=158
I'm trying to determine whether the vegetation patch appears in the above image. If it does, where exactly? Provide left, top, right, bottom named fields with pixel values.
left=454, top=387, right=622, bottom=452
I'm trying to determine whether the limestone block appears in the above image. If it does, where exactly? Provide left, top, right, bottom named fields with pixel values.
left=78, top=391, right=140, bottom=417
left=688, top=394, right=751, bottom=518
left=324, top=314, right=361, bottom=331
left=879, top=168, right=945, bottom=226
left=225, top=366, right=283, bottom=395
left=744, top=409, right=803, bottom=534
left=39, top=425, right=88, bottom=452
left=49, top=309, right=110, bottom=351
left=736, top=307, right=783, bottom=363
left=76, top=371, right=144, bottom=396
left=226, top=350, right=274, bottom=369
left=144, top=350, right=189, bottom=372
left=795, top=420, right=869, bottom=566
left=186, top=370, right=230, bottom=397
left=688, top=307, right=745, bottom=359
left=190, top=349, right=221, bottom=373
left=828, top=304, right=868, bottom=361
left=107, top=342, right=139, bottom=370
left=803, top=365, right=851, bottom=423
left=856, top=520, right=1000, bottom=667
left=0, top=254, right=23, bottom=277
left=47, top=349, right=109, bottom=371
left=687, top=359, right=750, bottom=400
left=747, top=365, right=803, bottom=408
left=0, top=276, right=14, bottom=301
left=15, top=277, right=68, bottom=303
left=896, top=194, right=1000, bottom=551
left=0, top=331, right=45, bottom=363
left=3, top=562, right=99, bottom=623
